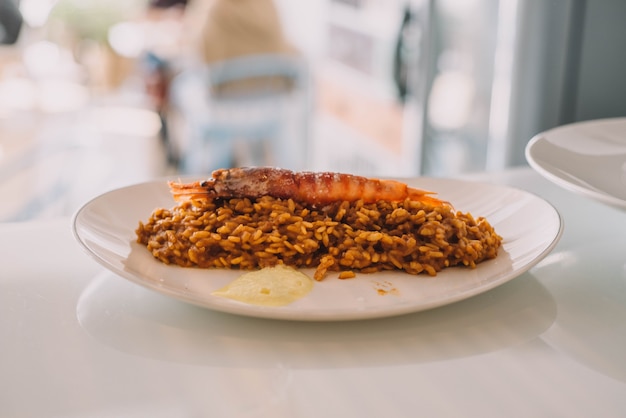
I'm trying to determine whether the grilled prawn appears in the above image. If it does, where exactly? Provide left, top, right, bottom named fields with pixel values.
left=169, top=167, right=448, bottom=207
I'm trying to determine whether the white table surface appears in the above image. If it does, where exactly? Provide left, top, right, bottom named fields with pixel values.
left=1, top=167, right=626, bottom=418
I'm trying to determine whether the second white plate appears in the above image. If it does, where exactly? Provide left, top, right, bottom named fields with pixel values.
left=525, top=117, right=626, bottom=210
left=73, top=177, right=562, bottom=321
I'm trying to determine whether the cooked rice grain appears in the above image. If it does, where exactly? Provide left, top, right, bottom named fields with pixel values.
left=136, top=197, right=502, bottom=280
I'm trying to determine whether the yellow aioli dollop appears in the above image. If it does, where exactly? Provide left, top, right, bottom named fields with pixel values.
left=211, top=264, right=314, bottom=307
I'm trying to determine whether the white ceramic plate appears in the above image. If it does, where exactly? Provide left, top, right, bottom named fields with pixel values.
left=525, top=117, right=626, bottom=210
left=72, top=178, right=562, bottom=321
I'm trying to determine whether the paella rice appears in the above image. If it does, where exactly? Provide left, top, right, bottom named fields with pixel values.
left=136, top=195, right=502, bottom=280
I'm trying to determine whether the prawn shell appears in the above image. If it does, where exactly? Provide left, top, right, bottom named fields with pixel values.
left=169, top=167, right=447, bottom=207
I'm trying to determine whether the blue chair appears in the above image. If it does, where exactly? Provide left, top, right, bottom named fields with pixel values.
left=169, top=54, right=311, bottom=174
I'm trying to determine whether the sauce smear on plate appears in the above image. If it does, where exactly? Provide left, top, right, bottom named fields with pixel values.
left=212, top=264, right=314, bottom=306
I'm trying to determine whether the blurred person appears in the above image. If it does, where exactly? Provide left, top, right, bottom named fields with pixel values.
left=0, top=0, right=23, bottom=45
left=196, top=0, right=296, bottom=64
left=166, top=0, right=301, bottom=170
left=195, top=0, right=299, bottom=96
left=140, top=0, right=189, bottom=165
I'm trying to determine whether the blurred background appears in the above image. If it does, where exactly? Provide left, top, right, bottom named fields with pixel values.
left=1, top=0, right=625, bottom=221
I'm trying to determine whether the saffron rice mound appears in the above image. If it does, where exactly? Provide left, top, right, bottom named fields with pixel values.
left=136, top=197, right=502, bottom=280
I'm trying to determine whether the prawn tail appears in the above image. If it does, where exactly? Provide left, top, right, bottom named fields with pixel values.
left=406, top=187, right=451, bottom=208
left=168, top=180, right=214, bottom=202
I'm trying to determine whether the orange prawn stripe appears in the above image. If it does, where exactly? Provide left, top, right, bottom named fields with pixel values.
left=292, top=172, right=408, bottom=205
